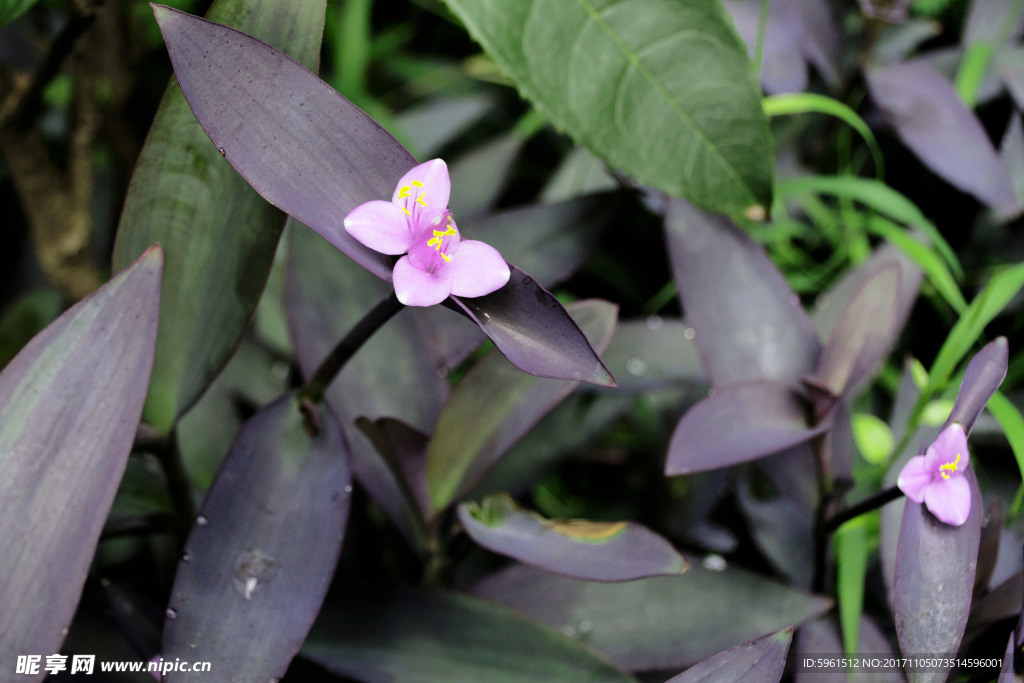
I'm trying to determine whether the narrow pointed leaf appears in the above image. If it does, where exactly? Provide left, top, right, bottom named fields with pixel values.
left=474, top=562, right=830, bottom=671
left=0, top=247, right=161, bottom=670
left=154, top=6, right=612, bottom=386
left=114, top=0, right=326, bottom=433
left=893, top=469, right=982, bottom=682
left=442, top=0, right=774, bottom=216
left=947, top=337, right=1008, bottom=434
left=162, top=393, right=350, bottom=681
left=428, top=300, right=617, bottom=512
left=812, top=264, right=900, bottom=397
left=665, top=380, right=828, bottom=476
left=458, top=494, right=687, bottom=581
left=445, top=269, right=617, bottom=387
left=666, top=628, right=792, bottom=683
left=866, top=60, right=1016, bottom=213
left=302, top=588, right=634, bottom=682
left=152, top=4, right=401, bottom=280
left=665, top=199, right=820, bottom=387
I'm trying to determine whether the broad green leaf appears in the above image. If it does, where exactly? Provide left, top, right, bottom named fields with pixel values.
left=427, top=300, right=617, bottom=512
left=459, top=494, right=687, bottom=581
left=113, top=0, right=327, bottom=433
left=851, top=413, right=895, bottom=465
left=0, top=247, right=162, bottom=672
left=442, top=0, right=774, bottom=216
left=303, top=588, right=634, bottom=682
left=163, top=392, right=350, bottom=681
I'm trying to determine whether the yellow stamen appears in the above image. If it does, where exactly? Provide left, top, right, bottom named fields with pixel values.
left=939, top=453, right=960, bottom=480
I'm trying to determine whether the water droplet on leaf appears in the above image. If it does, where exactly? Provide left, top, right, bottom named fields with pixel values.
left=626, top=358, right=646, bottom=376
left=234, top=549, right=277, bottom=601
left=196, top=515, right=208, bottom=526
left=645, top=315, right=664, bottom=330
left=683, top=327, right=695, bottom=340
left=165, top=608, right=177, bottom=620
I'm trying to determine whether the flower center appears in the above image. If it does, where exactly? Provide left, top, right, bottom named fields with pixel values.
left=427, top=214, right=458, bottom=263
left=939, top=453, right=960, bottom=480
left=397, top=180, right=428, bottom=218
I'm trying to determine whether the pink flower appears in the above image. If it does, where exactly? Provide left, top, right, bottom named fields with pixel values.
left=897, top=423, right=971, bottom=526
left=343, top=159, right=511, bottom=306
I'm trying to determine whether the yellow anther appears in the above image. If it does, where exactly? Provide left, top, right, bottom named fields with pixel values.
left=441, top=253, right=452, bottom=262
left=402, top=207, right=411, bottom=216
left=398, top=185, right=410, bottom=198
left=939, top=453, right=960, bottom=480
left=411, top=180, right=423, bottom=187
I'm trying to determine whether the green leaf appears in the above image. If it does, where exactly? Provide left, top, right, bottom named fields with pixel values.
left=926, top=264, right=1024, bottom=396
left=955, top=40, right=996, bottom=108
left=777, top=175, right=962, bottom=279
left=834, top=517, right=870, bottom=661
left=112, top=0, right=327, bottom=432
left=986, top=391, right=1024, bottom=502
left=763, top=93, right=884, bottom=178
left=442, top=0, right=774, bottom=216
left=864, top=215, right=967, bottom=314
left=0, top=0, right=37, bottom=27
left=0, top=247, right=161, bottom=667
left=851, top=413, right=894, bottom=465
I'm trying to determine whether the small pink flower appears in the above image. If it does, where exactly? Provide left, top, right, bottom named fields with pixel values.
left=343, top=159, right=511, bottom=306
left=897, top=423, right=971, bottom=526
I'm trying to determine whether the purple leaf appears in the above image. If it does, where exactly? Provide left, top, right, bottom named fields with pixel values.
left=794, top=616, right=901, bottom=683
left=867, top=60, right=1017, bottom=213
left=444, top=268, right=617, bottom=387
left=665, top=198, right=820, bottom=387
left=113, top=0, right=326, bottom=433
left=473, top=563, right=831, bottom=672
left=162, top=392, right=350, bottom=681
left=893, top=469, right=982, bottom=680
left=458, top=494, right=687, bottom=582
left=153, top=5, right=613, bottom=386
left=811, top=264, right=900, bottom=398
left=666, top=628, right=792, bottom=683
left=302, top=588, right=633, bottom=682
left=355, top=417, right=431, bottom=522
left=665, top=380, right=829, bottom=476
left=0, top=247, right=161, bottom=672
left=811, top=244, right=921, bottom=367
left=427, top=300, right=618, bottom=512
left=286, top=222, right=446, bottom=544
left=947, top=337, right=1008, bottom=435
left=152, top=4, right=403, bottom=279
left=600, top=318, right=705, bottom=393
left=737, top=475, right=814, bottom=588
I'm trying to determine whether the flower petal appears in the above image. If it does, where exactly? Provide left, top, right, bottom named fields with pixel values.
left=923, top=473, right=971, bottom=526
left=344, top=200, right=414, bottom=254
left=392, top=159, right=450, bottom=214
left=446, top=240, right=511, bottom=298
left=897, top=455, right=934, bottom=503
left=929, top=422, right=970, bottom=469
left=392, top=255, right=453, bottom=307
